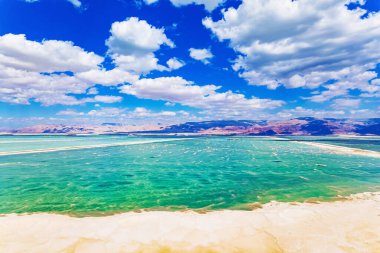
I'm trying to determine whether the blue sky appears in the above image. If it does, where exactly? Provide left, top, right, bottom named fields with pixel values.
left=0, top=0, right=379, bottom=127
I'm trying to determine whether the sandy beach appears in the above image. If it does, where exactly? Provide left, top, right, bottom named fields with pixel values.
left=1, top=191, right=379, bottom=253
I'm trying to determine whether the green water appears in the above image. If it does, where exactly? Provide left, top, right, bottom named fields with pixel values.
left=0, top=136, right=379, bottom=215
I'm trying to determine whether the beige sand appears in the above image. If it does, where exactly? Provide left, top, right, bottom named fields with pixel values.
left=295, top=141, right=380, bottom=158
left=1, top=192, right=379, bottom=253
left=0, top=139, right=190, bottom=156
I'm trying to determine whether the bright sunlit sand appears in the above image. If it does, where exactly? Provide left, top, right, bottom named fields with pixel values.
left=1, top=191, right=379, bottom=253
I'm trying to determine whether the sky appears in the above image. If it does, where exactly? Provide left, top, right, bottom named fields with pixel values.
left=0, top=0, right=380, bottom=128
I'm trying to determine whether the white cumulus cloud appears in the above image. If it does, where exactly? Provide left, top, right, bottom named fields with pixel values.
left=0, top=34, right=102, bottom=72
left=93, top=95, right=123, bottom=103
left=189, top=48, right=213, bottom=64
left=76, top=68, right=138, bottom=86
left=131, top=107, right=177, bottom=117
left=166, top=57, right=185, bottom=70
left=0, top=34, right=135, bottom=106
left=57, top=109, right=85, bottom=116
left=204, top=0, right=380, bottom=90
left=106, top=17, right=175, bottom=74
left=144, top=0, right=225, bottom=11
left=332, top=98, right=361, bottom=108
left=119, top=76, right=284, bottom=115
left=106, top=17, right=174, bottom=55
left=25, top=0, right=82, bottom=8
left=67, top=0, right=81, bottom=8
left=305, top=65, right=379, bottom=102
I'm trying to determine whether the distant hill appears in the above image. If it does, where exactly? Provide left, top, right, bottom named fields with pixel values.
left=5, top=118, right=380, bottom=135
left=160, top=120, right=267, bottom=133
left=156, top=117, right=380, bottom=136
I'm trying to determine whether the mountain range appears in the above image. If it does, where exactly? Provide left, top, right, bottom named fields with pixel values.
left=2, top=117, right=380, bottom=136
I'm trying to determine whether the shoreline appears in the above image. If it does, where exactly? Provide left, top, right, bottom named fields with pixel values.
left=2, top=189, right=379, bottom=217
left=1, top=191, right=379, bottom=252
left=0, top=138, right=190, bottom=156
left=294, top=140, right=380, bottom=158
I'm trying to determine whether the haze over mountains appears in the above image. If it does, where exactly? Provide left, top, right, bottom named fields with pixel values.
left=4, top=117, right=380, bottom=136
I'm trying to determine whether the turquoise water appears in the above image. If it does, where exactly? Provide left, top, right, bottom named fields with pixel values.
left=0, top=135, right=162, bottom=152
left=0, top=136, right=379, bottom=215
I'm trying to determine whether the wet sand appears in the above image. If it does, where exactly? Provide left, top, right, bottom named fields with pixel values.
left=1, top=192, right=379, bottom=253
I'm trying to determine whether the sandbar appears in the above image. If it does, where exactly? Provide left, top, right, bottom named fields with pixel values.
left=0, top=138, right=189, bottom=156
left=295, top=141, right=380, bottom=158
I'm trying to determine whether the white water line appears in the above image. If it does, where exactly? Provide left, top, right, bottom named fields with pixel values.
left=0, top=139, right=191, bottom=156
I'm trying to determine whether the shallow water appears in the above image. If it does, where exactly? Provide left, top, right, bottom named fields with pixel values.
left=0, top=136, right=379, bottom=215
left=0, top=135, right=162, bottom=153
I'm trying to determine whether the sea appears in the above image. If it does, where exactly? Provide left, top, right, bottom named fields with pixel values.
left=0, top=135, right=379, bottom=215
